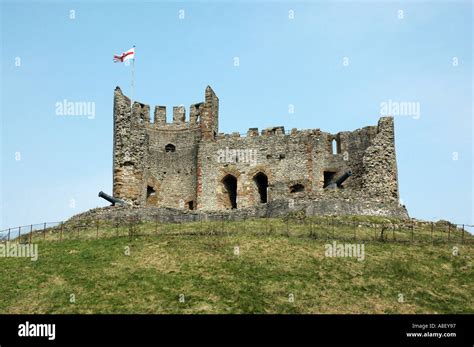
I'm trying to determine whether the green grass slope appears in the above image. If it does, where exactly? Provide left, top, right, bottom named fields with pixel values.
left=0, top=217, right=472, bottom=314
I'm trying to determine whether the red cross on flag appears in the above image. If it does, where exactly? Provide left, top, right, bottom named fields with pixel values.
left=113, top=47, right=135, bottom=63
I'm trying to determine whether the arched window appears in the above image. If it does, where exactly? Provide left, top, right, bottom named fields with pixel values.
left=253, top=172, right=268, bottom=203
left=165, top=144, right=176, bottom=153
left=222, top=174, right=238, bottom=209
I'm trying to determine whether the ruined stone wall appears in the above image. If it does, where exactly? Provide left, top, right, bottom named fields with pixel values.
left=361, top=117, right=400, bottom=202
left=113, top=87, right=149, bottom=203
left=196, top=122, right=392, bottom=211
left=70, top=198, right=408, bottom=225
left=112, top=85, right=404, bottom=217
left=197, top=129, right=318, bottom=210
left=200, top=86, right=219, bottom=140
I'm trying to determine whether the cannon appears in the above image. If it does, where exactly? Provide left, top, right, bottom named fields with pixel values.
left=98, top=191, right=127, bottom=206
left=324, top=170, right=352, bottom=189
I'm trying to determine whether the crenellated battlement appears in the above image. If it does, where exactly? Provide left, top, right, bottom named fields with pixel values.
left=114, top=86, right=216, bottom=132
left=151, top=102, right=205, bottom=127
left=150, top=102, right=205, bottom=128
left=215, top=127, right=322, bottom=139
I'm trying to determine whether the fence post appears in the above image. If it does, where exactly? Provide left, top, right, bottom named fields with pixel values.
left=221, top=214, right=225, bottom=234
left=155, top=215, right=158, bottom=235
left=332, top=217, right=335, bottom=238
left=430, top=222, right=433, bottom=244
left=324, top=219, right=328, bottom=239
left=29, top=224, right=33, bottom=244
left=200, top=213, right=203, bottom=234
left=8, top=228, right=10, bottom=241
left=411, top=219, right=414, bottom=243
left=286, top=218, right=289, bottom=236
left=461, top=224, right=465, bottom=244
left=116, top=220, right=119, bottom=238
left=43, top=222, right=46, bottom=240
left=448, top=224, right=451, bottom=242
left=373, top=224, right=376, bottom=241
left=18, top=226, right=21, bottom=244
left=60, top=222, right=63, bottom=242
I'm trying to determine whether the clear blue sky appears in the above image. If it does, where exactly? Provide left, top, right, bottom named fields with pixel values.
left=0, top=0, right=472, bottom=230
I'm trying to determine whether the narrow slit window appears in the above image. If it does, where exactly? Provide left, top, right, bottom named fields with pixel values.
left=332, top=139, right=337, bottom=155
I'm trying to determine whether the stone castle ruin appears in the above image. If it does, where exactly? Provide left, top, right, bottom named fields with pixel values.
left=111, top=86, right=408, bottom=218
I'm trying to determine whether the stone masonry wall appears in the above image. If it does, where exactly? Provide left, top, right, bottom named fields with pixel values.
left=361, top=117, right=400, bottom=202
left=113, top=87, right=149, bottom=203
left=111, top=86, right=407, bottom=218
left=70, top=198, right=408, bottom=225
left=146, top=126, right=200, bottom=209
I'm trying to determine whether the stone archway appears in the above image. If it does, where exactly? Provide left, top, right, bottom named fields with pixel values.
left=253, top=172, right=268, bottom=203
left=248, top=166, right=273, bottom=206
left=221, top=174, right=238, bottom=209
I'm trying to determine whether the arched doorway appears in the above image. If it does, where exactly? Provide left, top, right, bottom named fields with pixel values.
left=222, top=174, right=237, bottom=209
left=253, top=172, right=268, bottom=203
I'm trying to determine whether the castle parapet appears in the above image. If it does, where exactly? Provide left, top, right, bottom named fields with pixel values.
left=262, top=126, right=285, bottom=136
left=173, top=106, right=185, bottom=124
left=132, top=102, right=150, bottom=123
left=154, top=106, right=166, bottom=125
left=247, top=128, right=259, bottom=137
left=190, top=102, right=204, bottom=125
left=150, top=103, right=204, bottom=129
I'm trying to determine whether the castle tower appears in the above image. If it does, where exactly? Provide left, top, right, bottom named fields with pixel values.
left=112, top=86, right=217, bottom=209
left=112, top=87, right=149, bottom=204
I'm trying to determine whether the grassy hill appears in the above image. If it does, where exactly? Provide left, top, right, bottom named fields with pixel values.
left=0, top=216, right=472, bottom=314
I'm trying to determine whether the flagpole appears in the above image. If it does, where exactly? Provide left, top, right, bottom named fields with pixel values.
left=131, top=48, right=135, bottom=111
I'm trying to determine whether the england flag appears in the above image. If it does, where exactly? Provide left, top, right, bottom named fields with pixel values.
left=113, top=47, right=135, bottom=63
